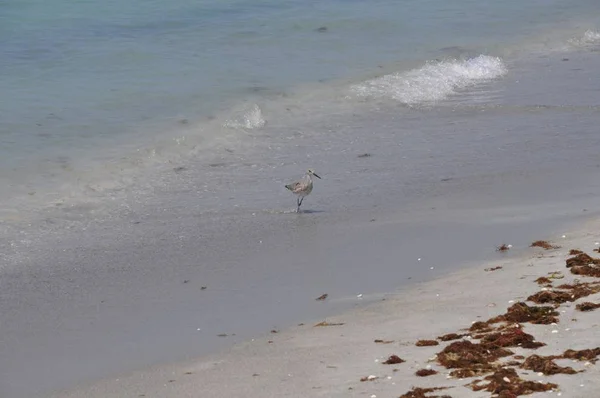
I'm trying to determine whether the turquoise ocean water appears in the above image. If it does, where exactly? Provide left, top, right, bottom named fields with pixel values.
left=1, top=0, right=599, bottom=219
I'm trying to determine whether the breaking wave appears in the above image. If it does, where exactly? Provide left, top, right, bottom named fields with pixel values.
left=351, top=55, right=507, bottom=105
left=223, top=104, right=267, bottom=130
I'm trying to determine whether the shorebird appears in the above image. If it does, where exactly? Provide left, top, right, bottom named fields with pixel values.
left=285, top=169, right=321, bottom=213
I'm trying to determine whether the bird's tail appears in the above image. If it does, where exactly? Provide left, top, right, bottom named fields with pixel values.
left=284, top=184, right=293, bottom=191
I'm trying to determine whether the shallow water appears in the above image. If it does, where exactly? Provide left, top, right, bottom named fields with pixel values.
left=1, top=0, right=600, bottom=218
left=2, top=1, right=600, bottom=397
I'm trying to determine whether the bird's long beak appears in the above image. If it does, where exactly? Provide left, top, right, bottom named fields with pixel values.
left=313, top=173, right=322, bottom=179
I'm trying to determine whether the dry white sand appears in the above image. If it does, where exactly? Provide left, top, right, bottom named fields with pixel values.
left=52, top=221, right=600, bottom=398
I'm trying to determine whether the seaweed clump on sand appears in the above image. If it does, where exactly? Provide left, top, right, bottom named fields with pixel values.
left=561, top=348, right=600, bottom=363
left=416, top=368, right=438, bottom=377
left=527, top=290, right=573, bottom=304
left=576, top=302, right=600, bottom=311
left=529, top=282, right=600, bottom=304
left=487, top=302, right=559, bottom=325
left=416, top=339, right=439, bottom=347
left=521, top=354, right=577, bottom=375
left=383, top=354, right=405, bottom=364
left=534, top=276, right=552, bottom=285
left=469, top=321, right=495, bottom=333
left=565, top=253, right=600, bottom=277
left=437, top=340, right=513, bottom=378
left=399, top=387, right=452, bottom=398
left=468, top=368, right=557, bottom=396
left=480, top=327, right=544, bottom=349
left=530, top=240, right=559, bottom=250
left=438, top=333, right=466, bottom=341
left=569, top=249, right=583, bottom=255
left=565, top=252, right=600, bottom=267
left=497, top=244, right=511, bottom=252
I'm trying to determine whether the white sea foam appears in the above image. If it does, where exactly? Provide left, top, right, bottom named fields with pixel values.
left=223, top=104, right=267, bottom=130
left=351, top=55, right=507, bottom=105
left=569, top=29, right=600, bottom=47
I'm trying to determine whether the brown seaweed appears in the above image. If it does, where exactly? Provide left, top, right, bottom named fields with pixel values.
left=468, top=368, right=557, bottom=395
left=530, top=240, right=559, bottom=250
left=416, top=339, right=440, bottom=347
left=521, top=354, right=577, bottom=375
left=415, top=369, right=438, bottom=377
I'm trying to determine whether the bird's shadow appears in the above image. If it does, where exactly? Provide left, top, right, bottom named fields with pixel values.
left=297, top=209, right=325, bottom=214
left=275, top=209, right=325, bottom=215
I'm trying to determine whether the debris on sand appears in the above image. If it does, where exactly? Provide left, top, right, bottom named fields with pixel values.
left=360, top=375, right=378, bottom=382
left=416, top=340, right=439, bottom=347
left=576, top=302, right=600, bottom=311
left=480, top=327, right=545, bottom=349
left=468, top=367, right=557, bottom=395
left=399, top=387, right=453, bottom=398
left=416, top=369, right=438, bottom=377
left=565, top=252, right=600, bottom=267
left=437, top=340, right=512, bottom=371
left=438, top=333, right=466, bottom=341
left=547, top=271, right=564, bottom=280
left=569, top=263, right=600, bottom=277
left=485, top=266, right=503, bottom=272
left=314, top=321, right=345, bottom=327
left=561, top=348, right=600, bottom=363
left=569, top=249, right=583, bottom=255
left=521, top=354, right=577, bottom=375
left=469, top=321, right=494, bottom=333
left=527, top=290, right=574, bottom=304
left=315, top=294, right=328, bottom=301
left=534, top=276, right=552, bottom=285
left=497, top=244, right=511, bottom=252
left=357, top=153, right=372, bottom=158
left=530, top=240, right=559, bottom=250
left=487, top=302, right=559, bottom=325
left=383, top=354, right=405, bottom=364
left=529, top=282, right=600, bottom=304
left=374, top=339, right=395, bottom=344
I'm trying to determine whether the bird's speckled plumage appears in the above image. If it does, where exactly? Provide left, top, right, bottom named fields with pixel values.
left=285, top=169, right=321, bottom=212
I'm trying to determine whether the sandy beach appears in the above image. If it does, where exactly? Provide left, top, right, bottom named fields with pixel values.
left=50, top=218, right=600, bottom=398
left=2, top=22, right=600, bottom=398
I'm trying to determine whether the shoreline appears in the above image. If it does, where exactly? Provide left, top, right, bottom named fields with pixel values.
left=3, top=44, right=600, bottom=398
left=51, top=219, right=600, bottom=398
left=2, top=27, right=600, bottom=232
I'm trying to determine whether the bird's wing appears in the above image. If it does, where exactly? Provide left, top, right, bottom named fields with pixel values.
left=285, top=181, right=300, bottom=192
left=285, top=180, right=307, bottom=193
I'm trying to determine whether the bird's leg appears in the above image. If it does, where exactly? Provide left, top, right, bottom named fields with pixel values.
left=298, top=196, right=304, bottom=213
left=296, top=196, right=301, bottom=213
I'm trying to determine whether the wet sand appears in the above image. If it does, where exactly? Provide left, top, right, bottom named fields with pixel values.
left=51, top=219, right=600, bottom=397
